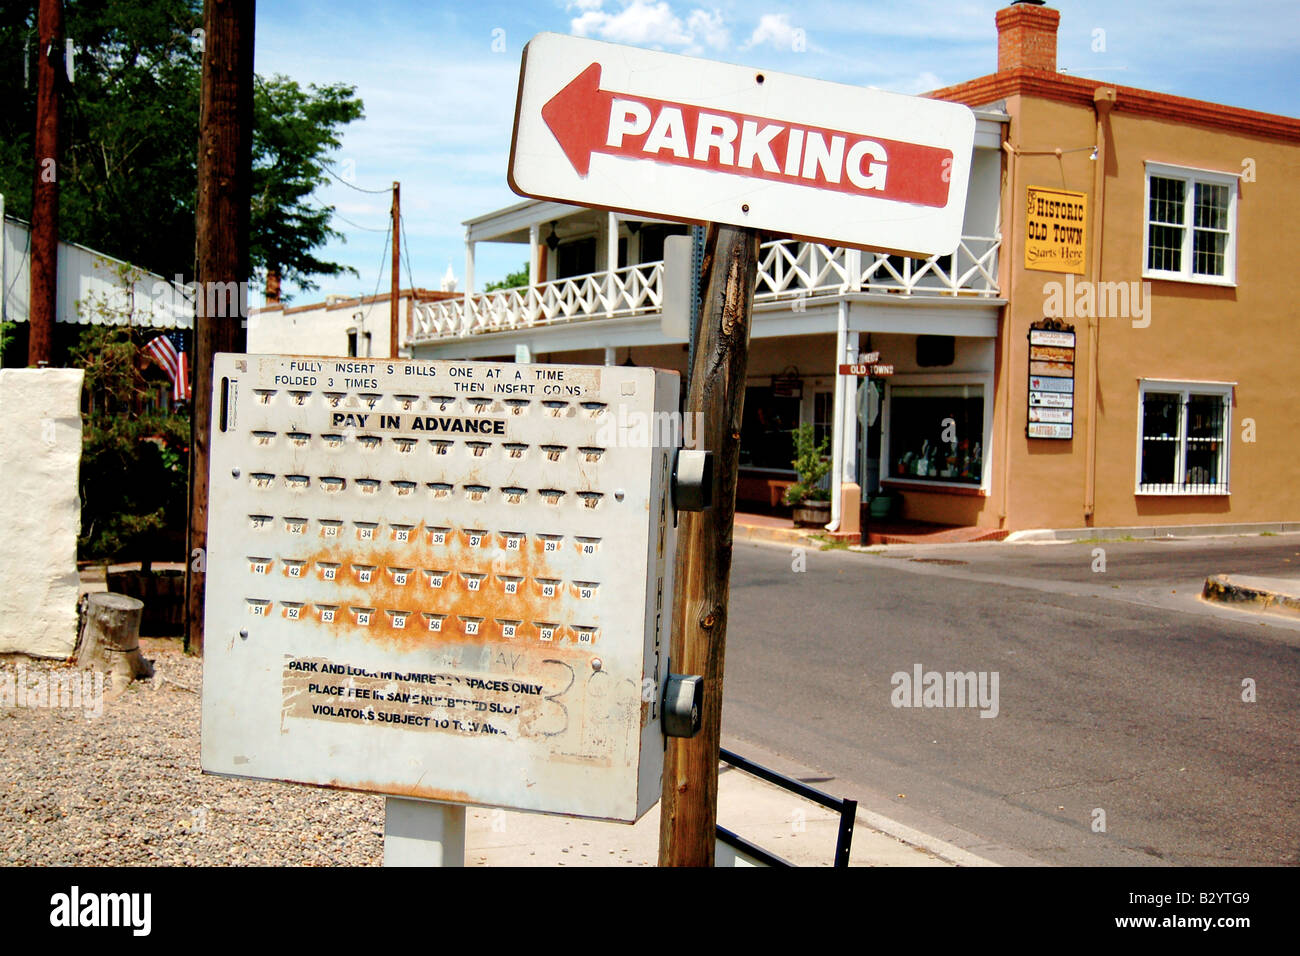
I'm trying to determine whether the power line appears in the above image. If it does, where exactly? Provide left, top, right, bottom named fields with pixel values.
left=400, top=211, right=418, bottom=294
left=321, top=165, right=393, bottom=194
left=318, top=202, right=390, bottom=234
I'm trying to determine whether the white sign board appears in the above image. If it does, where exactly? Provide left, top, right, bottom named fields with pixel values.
left=509, top=32, right=976, bottom=257
left=201, top=355, right=680, bottom=822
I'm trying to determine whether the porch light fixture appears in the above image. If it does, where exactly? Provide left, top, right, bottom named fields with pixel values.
left=545, top=222, right=560, bottom=251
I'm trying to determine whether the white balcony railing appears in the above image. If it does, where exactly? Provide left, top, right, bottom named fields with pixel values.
left=410, top=235, right=1000, bottom=343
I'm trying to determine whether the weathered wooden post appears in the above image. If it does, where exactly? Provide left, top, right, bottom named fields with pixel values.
left=77, top=592, right=153, bottom=694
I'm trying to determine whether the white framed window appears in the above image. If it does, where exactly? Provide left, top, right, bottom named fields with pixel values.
left=1143, top=162, right=1237, bottom=286
left=1136, top=380, right=1233, bottom=495
left=881, top=373, right=994, bottom=493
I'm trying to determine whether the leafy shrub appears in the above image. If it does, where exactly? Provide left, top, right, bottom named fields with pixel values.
left=784, top=422, right=831, bottom=504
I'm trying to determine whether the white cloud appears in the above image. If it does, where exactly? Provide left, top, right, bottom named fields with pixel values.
left=571, top=1, right=728, bottom=52
left=747, top=13, right=801, bottom=51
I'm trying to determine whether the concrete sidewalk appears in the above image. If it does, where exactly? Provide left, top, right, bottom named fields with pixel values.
left=462, top=760, right=953, bottom=867
left=1202, top=573, right=1300, bottom=617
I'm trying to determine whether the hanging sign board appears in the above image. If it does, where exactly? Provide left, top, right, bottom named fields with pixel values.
left=200, top=354, right=680, bottom=823
left=509, top=32, right=976, bottom=257
left=1027, top=324, right=1075, bottom=439
left=1025, top=186, right=1088, bottom=274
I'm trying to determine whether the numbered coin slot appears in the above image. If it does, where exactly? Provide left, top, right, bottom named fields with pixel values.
left=350, top=606, right=375, bottom=627
left=460, top=572, right=486, bottom=592
left=537, top=578, right=560, bottom=599
left=580, top=401, right=608, bottom=417
left=354, top=522, right=377, bottom=542
left=282, top=601, right=305, bottom=621
left=387, top=567, right=412, bottom=587
left=352, top=564, right=376, bottom=584
left=359, top=393, right=382, bottom=410
left=253, top=388, right=277, bottom=405
left=288, top=390, right=310, bottom=406
left=573, top=625, right=598, bottom=645
left=422, top=612, right=446, bottom=632
left=390, top=524, right=413, bottom=543
left=539, top=489, right=565, bottom=505
left=391, top=480, right=416, bottom=497
left=466, top=397, right=493, bottom=412
left=251, top=430, right=275, bottom=447
left=319, top=520, right=343, bottom=539
left=498, top=574, right=522, bottom=595
left=358, top=435, right=382, bottom=451
left=395, top=394, right=419, bottom=411
left=535, top=622, right=559, bottom=642
left=465, top=484, right=489, bottom=503
left=578, top=491, right=604, bottom=510
left=464, top=529, right=488, bottom=549
left=573, top=581, right=599, bottom=600
left=541, top=400, right=568, bottom=417
left=503, top=442, right=527, bottom=459
left=539, top=534, right=563, bottom=554
left=501, top=486, right=527, bottom=504
left=430, top=439, right=452, bottom=456
left=501, top=532, right=526, bottom=551
left=429, top=395, right=455, bottom=411
left=246, top=599, right=271, bottom=617
left=386, top=609, right=410, bottom=629
left=284, top=516, right=307, bottom=535
left=498, top=619, right=521, bottom=639
left=541, top=444, right=566, bottom=462
left=423, top=569, right=448, bottom=589
left=316, top=605, right=338, bottom=624
left=460, top=616, right=484, bottom=636
left=319, top=476, right=345, bottom=493
left=427, top=527, right=450, bottom=546
left=578, top=446, right=605, bottom=463
left=285, top=474, right=311, bottom=491
left=248, top=514, right=273, bottom=530
left=357, top=479, right=381, bottom=496
left=323, top=392, right=346, bottom=407
left=287, top=431, right=311, bottom=448
left=393, top=438, right=417, bottom=455
left=251, top=473, right=275, bottom=489
left=317, top=562, right=340, bottom=582
left=282, top=559, right=306, bottom=579
left=428, top=482, right=453, bottom=499
left=248, top=556, right=273, bottom=575
left=321, top=433, right=344, bottom=449
left=576, top=536, right=601, bottom=555
left=504, top=399, right=529, bottom=416
left=466, top=441, right=490, bottom=458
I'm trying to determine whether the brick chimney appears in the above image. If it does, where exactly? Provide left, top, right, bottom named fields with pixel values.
left=996, top=1, right=1060, bottom=72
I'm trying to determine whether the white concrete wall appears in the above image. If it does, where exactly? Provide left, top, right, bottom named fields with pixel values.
left=0, top=368, right=84, bottom=658
left=247, top=295, right=413, bottom=358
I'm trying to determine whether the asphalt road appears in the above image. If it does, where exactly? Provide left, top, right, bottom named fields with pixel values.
left=720, top=533, right=1300, bottom=866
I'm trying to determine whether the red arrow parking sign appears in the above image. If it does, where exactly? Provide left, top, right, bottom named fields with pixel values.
left=510, top=33, right=975, bottom=256
left=542, top=63, right=954, bottom=208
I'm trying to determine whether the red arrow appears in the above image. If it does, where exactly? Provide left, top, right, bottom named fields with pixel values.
left=541, top=63, right=954, bottom=208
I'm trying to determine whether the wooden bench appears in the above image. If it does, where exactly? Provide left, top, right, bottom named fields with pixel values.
left=767, top=479, right=796, bottom=507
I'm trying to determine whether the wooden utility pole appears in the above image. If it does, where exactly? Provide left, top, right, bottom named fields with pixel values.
left=390, top=182, right=400, bottom=358
left=28, top=0, right=63, bottom=367
left=658, top=224, right=760, bottom=866
left=186, top=0, right=255, bottom=655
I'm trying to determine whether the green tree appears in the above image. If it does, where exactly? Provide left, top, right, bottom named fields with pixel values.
left=486, top=263, right=529, bottom=292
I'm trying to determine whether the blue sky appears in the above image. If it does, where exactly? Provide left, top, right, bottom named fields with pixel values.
left=256, top=0, right=1300, bottom=302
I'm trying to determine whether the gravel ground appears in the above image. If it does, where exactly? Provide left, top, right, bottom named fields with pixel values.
left=1, top=639, right=385, bottom=866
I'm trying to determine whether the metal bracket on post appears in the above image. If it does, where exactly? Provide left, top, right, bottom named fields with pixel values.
left=383, top=797, right=466, bottom=867
left=662, top=673, right=704, bottom=738
left=672, top=448, right=712, bottom=514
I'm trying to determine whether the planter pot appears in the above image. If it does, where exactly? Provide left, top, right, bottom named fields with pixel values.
left=105, top=569, right=185, bottom=637
left=868, top=493, right=900, bottom=520
left=792, top=499, right=831, bottom=527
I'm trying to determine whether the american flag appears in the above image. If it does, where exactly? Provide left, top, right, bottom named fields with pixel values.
left=143, top=331, right=191, bottom=403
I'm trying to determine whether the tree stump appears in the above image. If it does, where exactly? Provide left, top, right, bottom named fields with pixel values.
left=76, top=592, right=153, bottom=697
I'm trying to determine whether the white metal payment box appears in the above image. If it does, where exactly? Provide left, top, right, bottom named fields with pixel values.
left=200, top=355, right=679, bottom=822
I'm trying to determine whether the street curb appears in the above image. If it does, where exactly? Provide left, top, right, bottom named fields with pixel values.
left=1201, top=574, right=1300, bottom=617
left=733, top=522, right=820, bottom=547
left=1008, top=522, right=1300, bottom=543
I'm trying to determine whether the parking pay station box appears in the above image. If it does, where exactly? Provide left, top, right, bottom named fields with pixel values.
left=201, top=355, right=680, bottom=822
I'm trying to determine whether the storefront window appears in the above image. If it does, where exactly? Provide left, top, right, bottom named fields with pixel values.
left=740, top=386, right=800, bottom=471
left=887, top=384, right=984, bottom=484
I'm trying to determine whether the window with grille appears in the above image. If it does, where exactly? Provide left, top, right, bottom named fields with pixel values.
left=1137, top=382, right=1232, bottom=494
left=1143, top=163, right=1237, bottom=284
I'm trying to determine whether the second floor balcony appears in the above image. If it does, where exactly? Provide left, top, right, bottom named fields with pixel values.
left=410, top=234, right=1001, bottom=344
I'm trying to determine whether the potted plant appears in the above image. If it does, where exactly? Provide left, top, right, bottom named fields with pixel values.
left=784, top=423, right=832, bottom=526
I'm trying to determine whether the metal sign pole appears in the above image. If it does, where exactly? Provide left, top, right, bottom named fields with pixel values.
left=383, top=798, right=466, bottom=867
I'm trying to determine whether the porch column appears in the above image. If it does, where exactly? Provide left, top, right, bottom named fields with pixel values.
left=605, top=211, right=618, bottom=317
left=527, top=223, right=540, bottom=325
left=827, top=300, right=861, bottom=536
left=604, top=346, right=616, bottom=366
left=463, top=236, right=476, bottom=336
